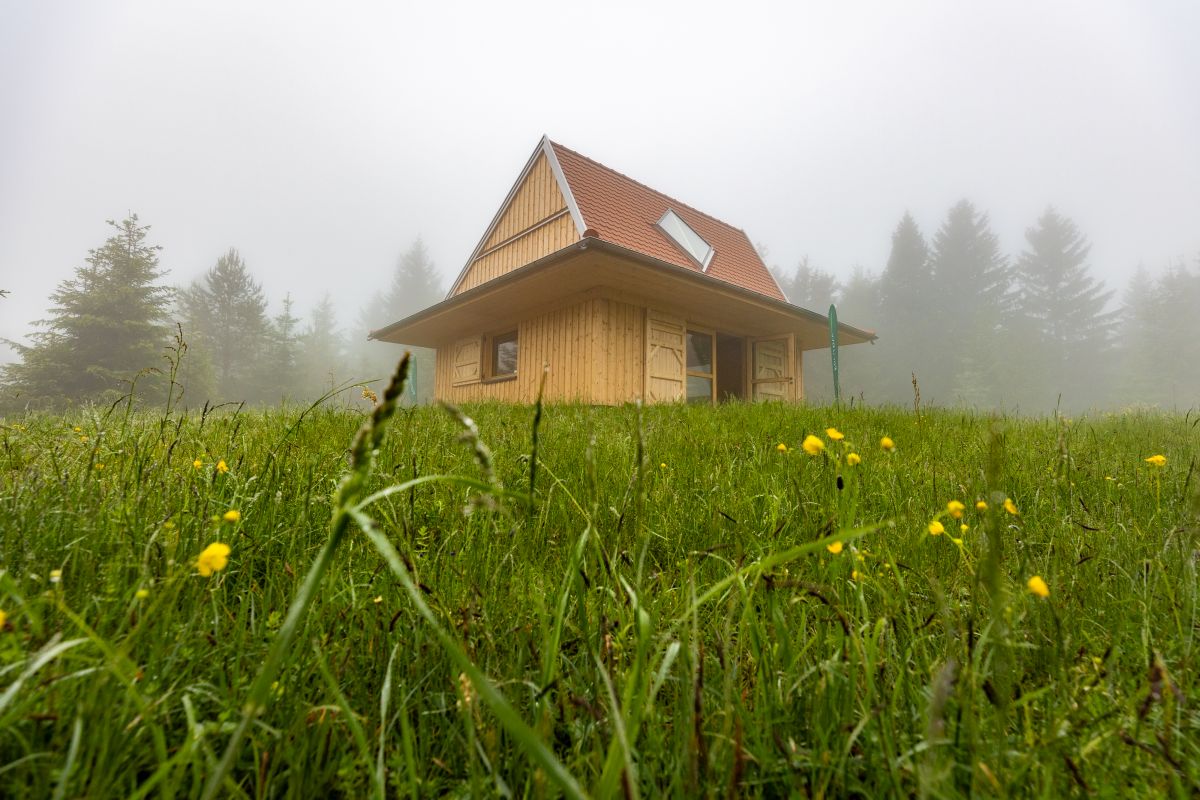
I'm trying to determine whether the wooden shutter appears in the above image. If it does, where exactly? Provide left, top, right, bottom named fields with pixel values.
left=751, top=336, right=794, bottom=401
left=451, top=337, right=482, bottom=386
left=644, top=310, right=685, bottom=403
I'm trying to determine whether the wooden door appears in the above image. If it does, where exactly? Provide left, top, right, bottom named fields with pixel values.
left=750, top=335, right=794, bottom=401
left=644, top=310, right=686, bottom=403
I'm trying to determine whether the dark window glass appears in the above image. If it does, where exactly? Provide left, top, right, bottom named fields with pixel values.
left=492, top=331, right=518, bottom=377
left=687, top=375, right=713, bottom=403
left=686, top=331, right=713, bottom=372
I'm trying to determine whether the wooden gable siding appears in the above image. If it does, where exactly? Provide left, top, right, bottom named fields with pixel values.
left=453, top=153, right=579, bottom=295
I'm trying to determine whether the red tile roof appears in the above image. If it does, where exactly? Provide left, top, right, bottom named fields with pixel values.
left=549, top=141, right=786, bottom=302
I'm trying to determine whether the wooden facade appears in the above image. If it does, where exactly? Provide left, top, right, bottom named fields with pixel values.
left=433, top=292, right=804, bottom=405
left=374, top=137, right=873, bottom=406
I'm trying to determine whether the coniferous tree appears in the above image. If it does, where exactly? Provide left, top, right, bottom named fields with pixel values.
left=352, top=238, right=442, bottom=403
left=299, top=294, right=345, bottom=399
left=877, top=212, right=935, bottom=404
left=834, top=267, right=883, bottom=402
left=779, top=256, right=840, bottom=310
left=2, top=215, right=172, bottom=408
left=928, top=200, right=1013, bottom=406
left=1013, top=208, right=1117, bottom=410
left=176, top=248, right=271, bottom=402
left=1114, top=267, right=1164, bottom=407
left=258, top=293, right=303, bottom=403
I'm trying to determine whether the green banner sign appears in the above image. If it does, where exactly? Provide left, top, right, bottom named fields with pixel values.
left=829, top=304, right=841, bottom=404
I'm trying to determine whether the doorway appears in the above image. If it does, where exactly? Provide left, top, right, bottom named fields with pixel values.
left=716, top=333, right=746, bottom=401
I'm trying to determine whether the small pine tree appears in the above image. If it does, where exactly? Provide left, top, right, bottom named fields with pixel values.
left=298, top=294, right=345, bottom=399
left=2, top=215, right=173, bottom=408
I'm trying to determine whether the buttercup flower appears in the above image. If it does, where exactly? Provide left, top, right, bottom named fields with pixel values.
left=946, top=500, right=965, bottom=519
left=216, top=459, right=229, bottom=474
left=960, top=523, right=969, bottom=534
left=193, top=458, right=203, bottom=470
left=135, top=588, right=150, bottom=600
left=1027, top=575, right=1050, bottom=598
left=975, top=500, right=988, bottom=511
left=1003, top=498, right=1018, bottom=516
left=802, top=435, right=825, bottom=456
left=825, top=428, right=845, bottom=441
left=928, top=520, right=945, bottom=536
left=826, top=541, right=844, bottom=555
left=222, top=509, right=241, bottom=523
left=0, top=609, right=7, bottom=629
left=196, top=542, right=231, bottom=577
left=1144, top=455, right=1166, bottom=468
left=880, top=436, right=895, bottom=452
left=846, top=452, right=861, bottom=466
left=776, top=443, right=788, bottom=453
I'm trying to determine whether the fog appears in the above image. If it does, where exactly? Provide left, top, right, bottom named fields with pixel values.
left=1, top=1, right=1198, bottom=408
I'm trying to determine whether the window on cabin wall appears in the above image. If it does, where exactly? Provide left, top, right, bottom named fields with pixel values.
left=486, top=330, right=518, bottom=380
left=685, top=329, right=715, bottom=404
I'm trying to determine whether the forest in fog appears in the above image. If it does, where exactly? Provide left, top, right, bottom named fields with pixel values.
left=1, top=199, right=1197, bottom=415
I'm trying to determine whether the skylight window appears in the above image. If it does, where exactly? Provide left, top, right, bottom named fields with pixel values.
left=656, top=209, right=714, bottom=270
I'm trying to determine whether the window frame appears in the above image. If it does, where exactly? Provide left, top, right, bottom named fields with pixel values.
left=483, top=328, right=519, bottom=383
left=684, top=325, right=717, bottom=405
left=656, top=209, right=715, bottom=271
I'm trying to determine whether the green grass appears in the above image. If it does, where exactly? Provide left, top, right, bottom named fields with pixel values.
left=1, top=378, right=1198, bottom=797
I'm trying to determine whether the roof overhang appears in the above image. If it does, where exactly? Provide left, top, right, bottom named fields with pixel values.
left=370, top=237, right=877, bottom=350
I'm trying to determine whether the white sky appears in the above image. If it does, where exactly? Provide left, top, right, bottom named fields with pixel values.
left=2, top=1, right=1198, bottom=359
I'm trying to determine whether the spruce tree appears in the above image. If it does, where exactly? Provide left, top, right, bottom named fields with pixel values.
left=352, top=238, right=443, bottom=403
left=299, top=294, right=345, bottom=399
left=877, top=212, right=936, bottom=404
left=2, top=215, right=172, bottom=407
left=176, top=248, right=271, bottom=402
left=928, top=200, right=1012, bottom=405
left=1013, top=208, right=1116, bottom=410
left=779, top=256, right=839, bottom=310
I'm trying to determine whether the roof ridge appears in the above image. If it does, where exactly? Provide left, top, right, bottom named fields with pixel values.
left=548, top=139, right=749, bottom=235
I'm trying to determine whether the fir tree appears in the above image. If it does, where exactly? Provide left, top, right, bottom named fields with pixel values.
left=2, top=215, right=172, bottom=407
left=176, top=248, right=271, bottom=402
left=877, top=212, right=936, bottom=403
left=779, top=256, right=840, bottom=310
left=299, top=294, right=345, bottom=399
left=928, top=200, right=1012, bottom=405
left=1013, top=208, right=1116, bottom=410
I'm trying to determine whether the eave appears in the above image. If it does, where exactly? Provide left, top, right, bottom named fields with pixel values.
left=370, top=237, right=877, bottom=350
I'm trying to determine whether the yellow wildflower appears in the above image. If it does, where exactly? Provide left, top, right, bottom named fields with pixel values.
left=0, top=609, right=6, bottom=629
left=193, top=458, right=203, bottom=470
left=802, top=435, right=825, bottom=456
left=880, top=436, right=895, bottom=452
left=196, top=542, right=231, bottom=577
left=1027, top=575, right=1050, bottom=598
left=960, top=523, right=969, bottom=534
left=79, top=435, right=88, bottom=443
left=826, top=541, right=844, bottom=555
left=1144, top=455, right=1166, bottom=468
left=1003, top=498, right=1018, bottom=515
left=946, top=500, right=965, bottom=519
left=135, top=588, right=150, bottom=600
left=49, top=569, right=62, bottom=584
left=94, top=463, right=105, bottom=470
left=975, top=500, right=988, bottom=511
left=73, top=426, right=82, bottom=433
left=850, top=570, right=860, bottom=581
left=659, top=462, right=667, bottom=470
left=928, top=520, right=945, bottom=536
left=825, top=427, right=845, bottom=441
left=222, top=509, right=241, bottom=523
left=776, top=442, right=788, bottom=453
left=846, top=452, right=861, bottom=466
left=216, top=459, right=229, bottom=474
left=373, top=595, right=383, bottom=604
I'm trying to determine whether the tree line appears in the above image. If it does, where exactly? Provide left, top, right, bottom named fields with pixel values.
left=0, top=216, right=440, bottom=412
left=774, top=201, right=1199, bottom=412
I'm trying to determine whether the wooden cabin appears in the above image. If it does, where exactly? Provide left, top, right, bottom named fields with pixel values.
left=371, top=137, right=875, bottom=404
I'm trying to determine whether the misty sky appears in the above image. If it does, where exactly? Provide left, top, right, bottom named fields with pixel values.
left=2, top=1, right=1198, bottom=362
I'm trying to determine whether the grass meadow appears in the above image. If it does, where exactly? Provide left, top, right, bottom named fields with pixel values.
left=1, top=362, right=1198, bottom=798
